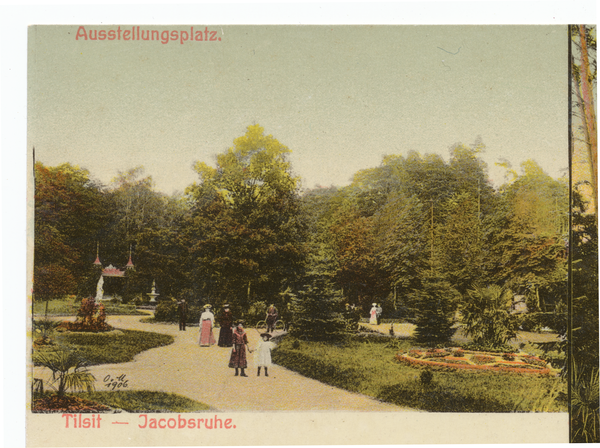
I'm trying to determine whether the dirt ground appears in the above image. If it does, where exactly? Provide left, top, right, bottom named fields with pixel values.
left=362, top=322, right=563, bottom=346
left=32, top=315, right=413, bottom=412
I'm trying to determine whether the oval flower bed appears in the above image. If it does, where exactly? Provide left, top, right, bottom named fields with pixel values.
left=396, top=348, right=556, bottom=376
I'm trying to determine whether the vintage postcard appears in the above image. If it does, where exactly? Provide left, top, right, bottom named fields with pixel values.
left=24, top=20, right=596, bottom=447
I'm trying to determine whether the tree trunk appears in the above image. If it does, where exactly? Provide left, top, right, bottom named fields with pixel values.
left=577, top=25, right=598, bottom=215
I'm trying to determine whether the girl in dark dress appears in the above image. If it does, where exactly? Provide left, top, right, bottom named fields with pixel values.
left=228, top=321, right=252, bottom=377
left=217, top=304, right=234, bottom=347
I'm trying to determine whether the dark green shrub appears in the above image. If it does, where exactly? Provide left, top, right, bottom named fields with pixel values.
left=153, top=301, right=178, bottom=322
left=461, top=284, right=517, bottom=349
left=419, top=369, right=434, bottom=385
left=153, top=300, right=202, bottom=324
left=516, top=312, right=566, bottom=333
left=409, top=273, right=459, bottom=345
left=288, top=261, right=347, bottom=342
left=186, top=305, right=203, bottom=324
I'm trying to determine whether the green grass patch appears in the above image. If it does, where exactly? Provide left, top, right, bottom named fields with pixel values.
left=33, top=298, right=146, bottom=316
left=33, top=298, right=78, bottom=316
left=36, top=329, right=174, bottom=366
left=273, top=336, right=567, bottom=413
left=76, top=391, right=211, bottom=413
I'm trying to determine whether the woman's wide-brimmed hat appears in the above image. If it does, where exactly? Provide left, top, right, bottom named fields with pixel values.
left=236, top=319, right=245, bottom=326
left=203, top=304, right=212, bottom=309
left=372, top=303, right=377, bottom=306
left=223, top=304, right=230, bottom=308
left=260, top=333, right=272, bottom=339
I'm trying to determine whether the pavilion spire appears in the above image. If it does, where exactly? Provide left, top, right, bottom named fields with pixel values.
left=93, top=242, right=102, bottom=266
left=126, top=244, right=135, bottom=269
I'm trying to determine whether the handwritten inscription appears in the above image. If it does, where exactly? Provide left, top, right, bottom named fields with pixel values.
left=104, top=374, right=129, bottom=390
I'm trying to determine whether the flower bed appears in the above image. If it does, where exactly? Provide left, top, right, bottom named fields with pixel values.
left=56, top=299, right=113, bottom=333
left=32, top=394, right=112, bottom=413
left=396, top=349, right=554, bottom=376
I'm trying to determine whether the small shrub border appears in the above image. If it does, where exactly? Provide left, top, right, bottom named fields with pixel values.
left=520, top=354, right=549, bottom=368
left=439, top=358, right=471, bottom=365
left=472, top=355, right=496, bottom=365
left=451, top=349, right=465, bottom=357
left=424, top=349, right=449, bottom=358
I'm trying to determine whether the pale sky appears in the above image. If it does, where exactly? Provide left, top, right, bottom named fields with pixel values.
left=28, top=25, right=568, bottom=194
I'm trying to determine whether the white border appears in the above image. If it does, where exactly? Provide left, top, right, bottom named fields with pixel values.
left=2, top=2, right=596, bottom=448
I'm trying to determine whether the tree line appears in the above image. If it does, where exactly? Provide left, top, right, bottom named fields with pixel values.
left=34, top=124, right=571, bottom=325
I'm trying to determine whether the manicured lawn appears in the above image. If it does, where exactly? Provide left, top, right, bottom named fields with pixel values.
left=273, top=335, right=567, bottom=413
left=32, top=391, right=211, bottom=413
left=79, top=390, right=212, bottom=412
left=34, top=329, right=174, bottom=366
left=33, top=298, right=146, bottom=316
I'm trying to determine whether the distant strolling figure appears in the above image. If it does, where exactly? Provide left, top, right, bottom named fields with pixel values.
left=376, top=303, right=383, bottom=325
left=198, top=304, right=216, bottom=347
left=255, top=333, right=276, bottom=377
left=266, top=304, right=278, bottom=333
left=178, top=299, right=188, bottom=331
left=229, top=321, right=252, bottom=377
left=369, top=303, right=378, bottom=325
left=217, top=304, right=234, bottom=347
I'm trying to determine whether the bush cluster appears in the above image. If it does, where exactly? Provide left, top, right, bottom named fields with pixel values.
left=516, top=312, right=566, bottom=333
left=58, top=298, right=112, bottom=332
left=153, top=301, right=203, bottom=324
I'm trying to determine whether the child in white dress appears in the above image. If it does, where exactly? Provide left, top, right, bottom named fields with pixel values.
left=255, top=333, right=276, bottom=376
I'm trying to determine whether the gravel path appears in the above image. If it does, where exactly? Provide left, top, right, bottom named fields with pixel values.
left=38, top=315, right=412, bottom=412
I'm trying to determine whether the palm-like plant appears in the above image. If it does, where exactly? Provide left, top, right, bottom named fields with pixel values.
left=461, top=284, right=517, bottom=348
left=33, top=348, right=96, bottom=397
left=571, top=361, right=600, bottom=443
left=33, top=319, right=61, bottom=344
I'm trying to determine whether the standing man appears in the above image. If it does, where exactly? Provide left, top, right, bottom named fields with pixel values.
left=177, top=299, right=188, bottom=331
left=376, top=303, right=383, bottom=325
left=266, top=304, right=278, bottom=333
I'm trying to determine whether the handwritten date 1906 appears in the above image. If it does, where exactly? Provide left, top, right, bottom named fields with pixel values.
left=104, top=374, right=129, bottom=390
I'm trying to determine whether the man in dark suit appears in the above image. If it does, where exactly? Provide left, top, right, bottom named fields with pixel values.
left=178, top=299, right=188, bottom=331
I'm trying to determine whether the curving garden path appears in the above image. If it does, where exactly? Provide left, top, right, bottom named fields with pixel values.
left=37, top=315, right=414, bottom=412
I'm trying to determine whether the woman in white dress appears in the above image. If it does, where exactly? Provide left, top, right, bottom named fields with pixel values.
left=198, top=304, right=216, bottom=346
left=369, top=303, right=378, bottom=325
left=255, top=333, right=276, bottom=376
